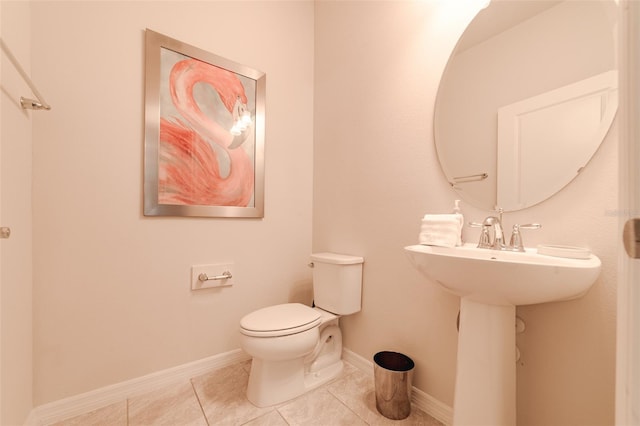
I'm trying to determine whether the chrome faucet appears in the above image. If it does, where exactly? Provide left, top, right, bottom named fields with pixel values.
left=471, top=208, right=541, bottom=251
left=477, top=216, right=507, bottom=250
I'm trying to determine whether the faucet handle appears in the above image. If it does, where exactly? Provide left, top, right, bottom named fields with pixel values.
left=519, top=223, right=542, bottom=230
left=509, top=223, right=542, bottom=252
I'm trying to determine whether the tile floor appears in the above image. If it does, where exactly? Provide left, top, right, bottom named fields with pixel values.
left=50, top=361, right=444, bottom=426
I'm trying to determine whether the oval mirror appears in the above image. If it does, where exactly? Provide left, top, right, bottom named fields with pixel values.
left=434, top=0, right=618, bottom=212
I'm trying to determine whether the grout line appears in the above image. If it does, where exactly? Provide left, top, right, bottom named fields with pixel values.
left=327, top=386, right=372, bottom=426
left=190, top=379, right=209, bottom=426
left=275, top=410, right=291, bottom=426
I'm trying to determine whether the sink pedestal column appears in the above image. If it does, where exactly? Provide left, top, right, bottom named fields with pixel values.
left=453, top=298, right=516, bottom=426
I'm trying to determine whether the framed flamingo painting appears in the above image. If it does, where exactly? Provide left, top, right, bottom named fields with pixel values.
left=143, top=29, right=265, bottom=218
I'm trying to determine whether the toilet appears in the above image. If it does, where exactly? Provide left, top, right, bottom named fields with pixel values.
left=239, top=252, right=364, bottom=407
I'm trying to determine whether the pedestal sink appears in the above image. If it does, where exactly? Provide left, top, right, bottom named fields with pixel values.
left=404, top=243, right=601, bottom=426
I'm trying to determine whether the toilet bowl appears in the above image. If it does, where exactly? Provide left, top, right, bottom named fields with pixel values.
left=240, top=303, right=343, bottom=407
left=239, top=252, right=364, bottom=407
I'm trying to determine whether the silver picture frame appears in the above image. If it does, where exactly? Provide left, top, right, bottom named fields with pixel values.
left=144, top=29, right=265, bottom=218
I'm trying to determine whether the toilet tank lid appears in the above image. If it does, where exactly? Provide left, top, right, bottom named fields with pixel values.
left=310, top=252, right=364, bottom=265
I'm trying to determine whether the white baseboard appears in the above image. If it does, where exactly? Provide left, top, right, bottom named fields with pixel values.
left=28, top=349, right=250, bottom=426
left=28, top=348, right=452, bottom=426
left=410, top=386, right=454, bottom=426
left=342, top=348, right=453, bottom=426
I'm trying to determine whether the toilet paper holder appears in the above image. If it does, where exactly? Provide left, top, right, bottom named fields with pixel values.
left=198, top=271, right=232, bottom=282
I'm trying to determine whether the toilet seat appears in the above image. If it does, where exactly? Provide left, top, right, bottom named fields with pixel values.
left=240, top=303, right=321, bottom=337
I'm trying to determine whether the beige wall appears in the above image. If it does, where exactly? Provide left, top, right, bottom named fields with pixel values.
left=514, top=125, right=618, bottom=425
left=1, top=1, right=34, bottom=424
left=0, top=1, right=619, bottom=424
left=314, top=0, right=477, bottom=407
left=314, top=1, right=617, bottom=425
left=29, top=1, right=314, bottom=405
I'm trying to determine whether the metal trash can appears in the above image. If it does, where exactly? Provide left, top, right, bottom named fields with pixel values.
left=373, top=351, right=415, bottom=420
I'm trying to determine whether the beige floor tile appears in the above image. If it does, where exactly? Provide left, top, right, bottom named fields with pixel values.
left=336, top=360, right=360, bottom=380
left=128, top=380, right=206, bottom=426
left=48, top=360, right=445, bottom=426
left=277, top=387, right=367, bottom=426
left=242, top=410, right=289, bottom=426
left=327, top=368, right=444, bottom=426
left=240, top=359, right=252, bottom=375
left=191, top=362, right=272, bottom=425
left=49, top=400, right=127, bottom=426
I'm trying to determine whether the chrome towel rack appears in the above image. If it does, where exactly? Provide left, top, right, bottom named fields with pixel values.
left=450, top=172, right=488, bottom=186
left=0, top=38, right=51, bottom=111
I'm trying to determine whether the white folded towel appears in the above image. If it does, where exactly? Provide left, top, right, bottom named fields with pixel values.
left=419, top=214, right=462, bottom=247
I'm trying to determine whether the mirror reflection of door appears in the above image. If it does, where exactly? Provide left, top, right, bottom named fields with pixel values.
left=496, top=71, right=617, bottom=209
left=434, top=0, right=618, bottom=211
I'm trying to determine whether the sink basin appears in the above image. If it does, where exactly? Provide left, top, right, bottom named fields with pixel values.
left=404, top=243, right=601, bottom=306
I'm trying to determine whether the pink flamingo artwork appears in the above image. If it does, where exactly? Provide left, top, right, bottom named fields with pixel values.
left=158, top=51, right=255, bottom=207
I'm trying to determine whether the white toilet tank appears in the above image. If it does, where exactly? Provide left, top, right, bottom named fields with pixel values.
left=311, top=252, right=364, bottom=315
